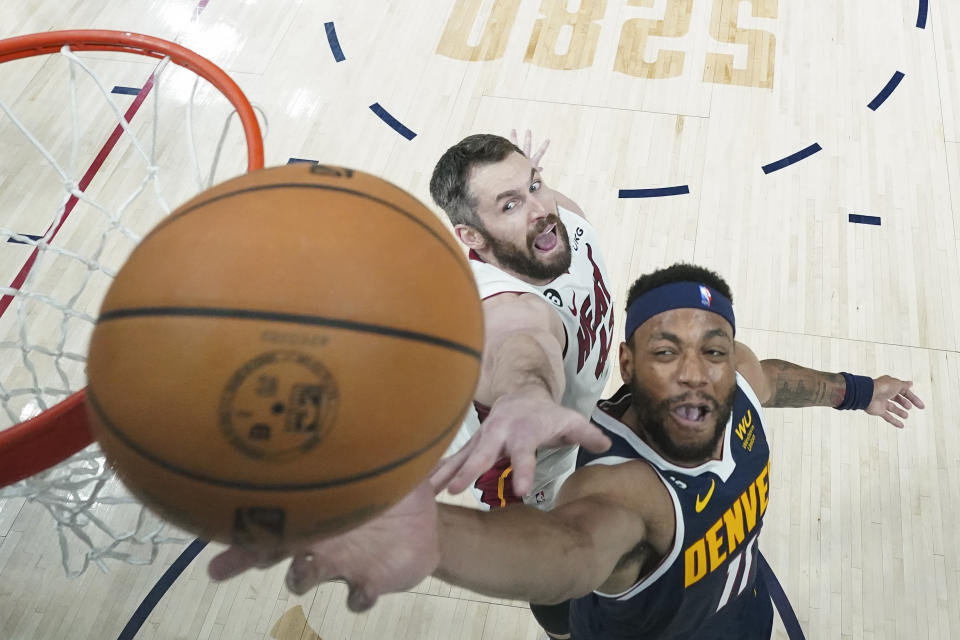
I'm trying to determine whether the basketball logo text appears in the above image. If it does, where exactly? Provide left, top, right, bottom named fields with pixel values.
left=220, top=351, right=339, bottom=462
left=310, top=164, right=355, bottom=178
left=232, top=506, right=286, bottom=546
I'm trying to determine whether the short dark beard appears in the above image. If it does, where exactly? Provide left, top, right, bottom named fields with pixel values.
left=630, top=382, right=736, bottom=464
left=477, top=214, right=572, bottom=282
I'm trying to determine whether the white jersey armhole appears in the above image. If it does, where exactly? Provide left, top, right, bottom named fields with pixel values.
left=735, top=371, right=767, bottom=427
left=583, top=457, right=685, bottom=600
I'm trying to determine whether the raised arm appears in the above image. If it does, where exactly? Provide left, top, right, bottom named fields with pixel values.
left=475, top=292, right=567, bottom=405
left=553, top=189, right=587, bottom=218
left=267, top=463, right=653, bottom=610
left=436, top=491, right=644, bottom=604
left=432, top=293, right=611, bottom=496
left=210, top=464, right=666, bottom=612
left=437, top=457, right=673, bottom=603
left=734, top=341, right=924, bottom=427
left=509, top=128, right=586, bottom=219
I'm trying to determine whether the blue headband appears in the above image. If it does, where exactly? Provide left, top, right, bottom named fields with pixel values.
left=624, top=281, right=735, bottom=340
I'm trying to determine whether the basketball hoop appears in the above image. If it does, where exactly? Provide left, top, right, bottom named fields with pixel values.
left=0, top=30, right=264, bottom=574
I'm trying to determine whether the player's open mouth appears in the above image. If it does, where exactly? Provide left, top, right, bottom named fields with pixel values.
left=533, top=224, right=558, bottom=253
left=671, top=404, right=710, bottom=428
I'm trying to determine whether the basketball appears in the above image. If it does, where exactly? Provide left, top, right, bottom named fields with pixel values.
left=84, top=163, right=483, bottom=547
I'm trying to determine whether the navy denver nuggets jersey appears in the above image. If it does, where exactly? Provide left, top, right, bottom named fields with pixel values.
left=570, top=373, right=773, bottom=639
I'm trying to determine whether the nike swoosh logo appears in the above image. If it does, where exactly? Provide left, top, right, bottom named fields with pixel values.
left=695, top=479, right=716, bottom=513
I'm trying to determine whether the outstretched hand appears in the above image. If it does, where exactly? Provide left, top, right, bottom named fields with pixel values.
left=866, top=376, right=925, bottom=428
left=208, top=481, right=439, bottom=612
left=510, top=129, right=550, bottom=172
left=430, top=390, right=611, bottom=497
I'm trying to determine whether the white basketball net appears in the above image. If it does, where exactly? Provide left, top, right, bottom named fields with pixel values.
left=0, top=44, right=264, bottom=576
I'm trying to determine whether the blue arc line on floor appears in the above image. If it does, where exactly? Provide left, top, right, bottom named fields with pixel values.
left=369, top=103, right=417, bottom=140
left=849, top=214, right=881, bottom=225
left=325, top=22, right=345, bottom=62
left=917, top=0, right=928, bottom=28
left=111, top=86, right=141, bottom=95
left=759, top=553, right=806, bottom=640
left=868, top=72, right=905, bottom=111
left=619, top=186, right=690, bottom=198
left=117, top=539, right=208, bottom=640
left=761, top=143, right=822, bottom=175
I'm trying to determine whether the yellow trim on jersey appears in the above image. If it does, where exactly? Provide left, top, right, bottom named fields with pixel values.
left=497, top=465, right=513, bottom=507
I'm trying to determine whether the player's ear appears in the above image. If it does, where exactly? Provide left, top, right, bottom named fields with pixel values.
left=619, top=340, right=633, bottom=381
left=455, top=224, right=486, bottom=251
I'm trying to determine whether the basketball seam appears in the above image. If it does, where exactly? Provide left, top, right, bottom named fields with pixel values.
left=96, top=307, right=482, bottom=359
left=86, top=387, right=473, bottom=491
left=142, top=181, right=473, bottom=282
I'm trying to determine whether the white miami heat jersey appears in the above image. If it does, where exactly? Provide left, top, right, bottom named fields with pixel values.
left=449, top=206, right=614, bottom=509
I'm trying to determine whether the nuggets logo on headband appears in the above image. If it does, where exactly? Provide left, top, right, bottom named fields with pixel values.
left=625, top=282, right=735, bottom=340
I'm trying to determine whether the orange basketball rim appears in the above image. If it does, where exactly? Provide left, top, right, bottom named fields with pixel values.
left=0, top=30, right=264, bottom=487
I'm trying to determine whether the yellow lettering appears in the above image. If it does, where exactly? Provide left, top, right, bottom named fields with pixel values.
left=525, top=0, right=607, bottom=70
left=614, top=0, right=693, bottom=79
left=757, top=461, right=770, bottom=516
left=437, top=0, right=523, bottom=62
left=723, top=500, right=745, bottom=554
left=684, top=538, right=708, bottom=587
left=735, top=409, right=752, bottom=439
left=705, top=517, right=727, bottom=571
left=740, top=483, right=757, bottom=531
left=703, top=0, right=777, bottom=89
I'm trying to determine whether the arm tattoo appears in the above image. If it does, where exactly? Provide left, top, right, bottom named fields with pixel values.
left=761, top=359, right=846, bottom=408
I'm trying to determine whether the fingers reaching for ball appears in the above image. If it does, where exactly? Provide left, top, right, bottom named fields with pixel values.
left=208, top=545, right=289, bottom=581
left=209, top=480, right=441, bottom=613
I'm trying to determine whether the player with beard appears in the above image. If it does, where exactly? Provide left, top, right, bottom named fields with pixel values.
left=427, top=131, right=615, bottom=516
left=213, top=263, right=923, bottom=639
left=427, top=132, right=616, bottom=639
left=210, top=132, right=616, bottom=640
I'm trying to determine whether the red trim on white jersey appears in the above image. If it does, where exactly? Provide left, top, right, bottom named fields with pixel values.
left=449, top=207, right=614, bottom=510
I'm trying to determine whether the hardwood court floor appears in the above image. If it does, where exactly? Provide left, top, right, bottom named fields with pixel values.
left=0, top=0, right=958, bottom=638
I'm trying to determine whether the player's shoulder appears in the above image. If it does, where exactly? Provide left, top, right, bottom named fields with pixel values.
left=481, top=290, right=551, bottom=311
left=561, top=459, right=676, bottom=548
left=563, top=458, right=665, bottom=505
left=481, top=291, right=565, bottom=341
left=733, top=342, right=771, bottom=406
